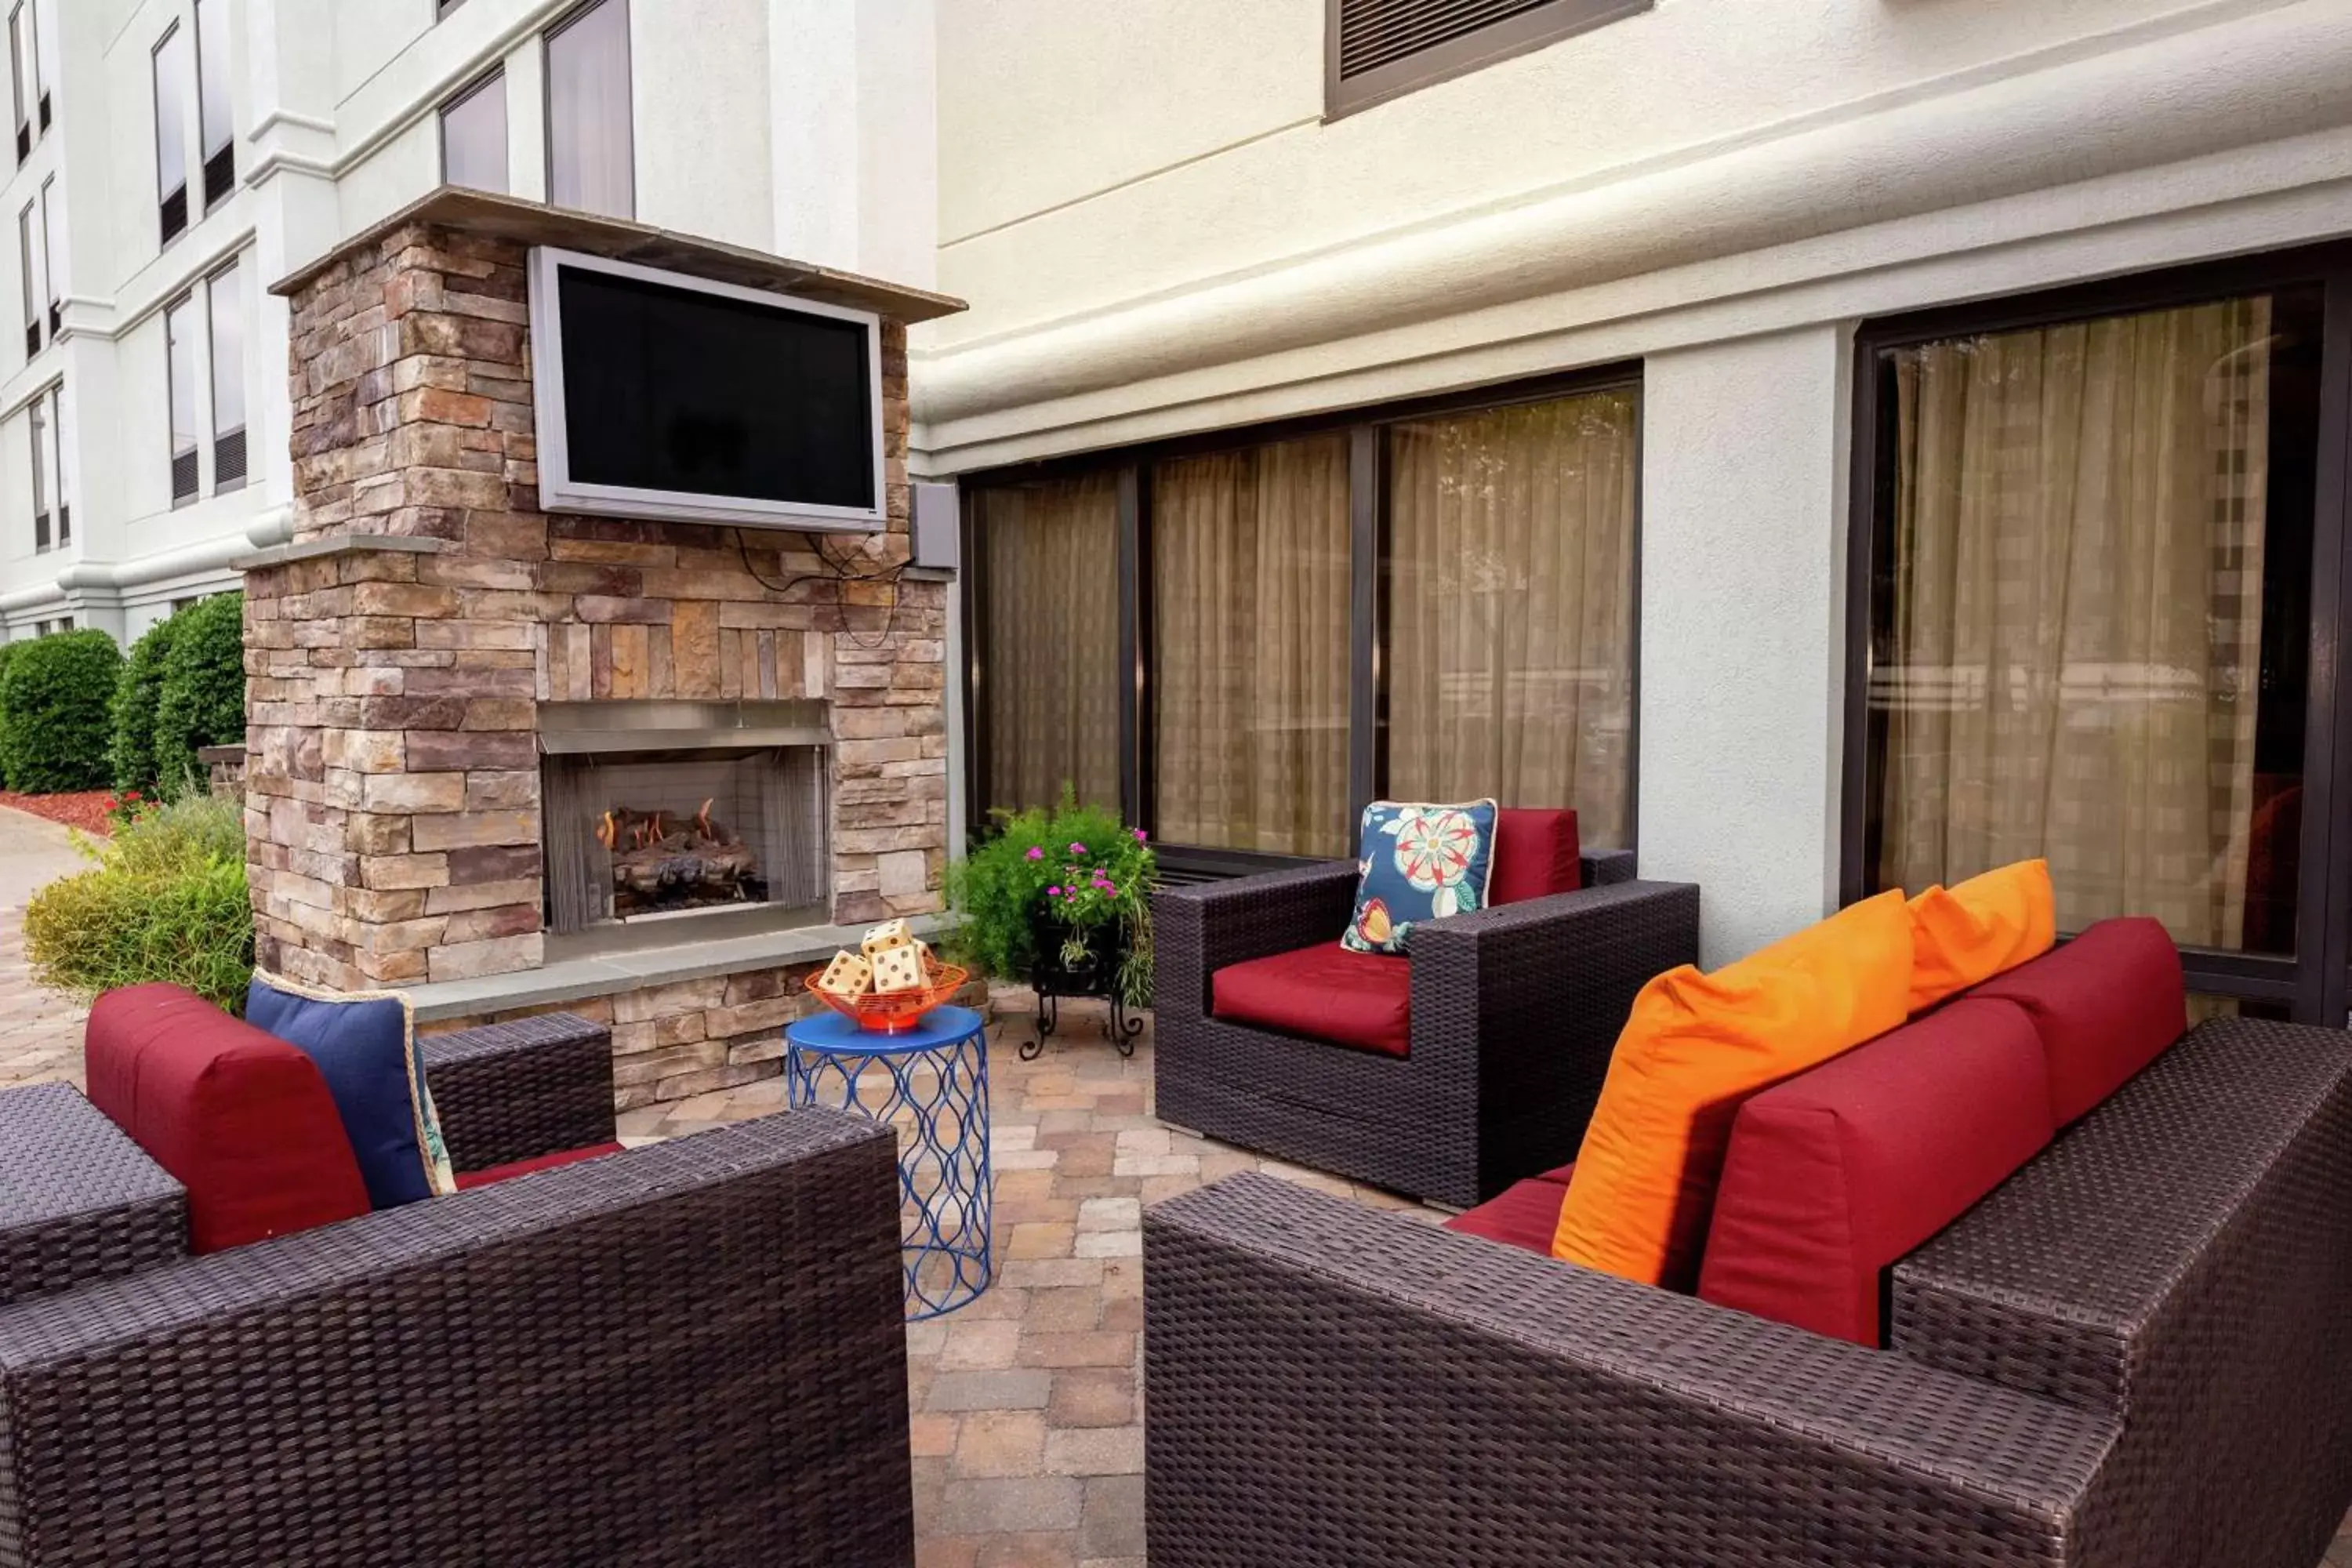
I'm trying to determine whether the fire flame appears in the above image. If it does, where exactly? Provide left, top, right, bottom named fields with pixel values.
left=597, top=809, right=617, bottom=851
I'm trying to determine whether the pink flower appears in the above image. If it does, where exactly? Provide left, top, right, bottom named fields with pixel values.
left=1069, top=841, right=1087, bottom=855
left=1047, top=885, right=1062, bottom=897
left=1025, top=846, right=1044, bottom=861
left=1133, top=828, right=1148, bottom=843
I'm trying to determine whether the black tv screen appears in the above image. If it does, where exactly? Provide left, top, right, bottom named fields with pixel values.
left=535, top=251, right=882, bottom=527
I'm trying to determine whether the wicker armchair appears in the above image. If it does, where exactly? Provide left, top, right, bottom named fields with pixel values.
left=1152, top=848, right=1700, bottom=1207
left=1143, top=1015, right=2352, bottom=1567
left=0, top=1015, right=915, bottom=1568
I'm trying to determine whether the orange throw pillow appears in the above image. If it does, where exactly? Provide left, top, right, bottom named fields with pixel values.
left=1907, top=859, right=2057, bottom=1013
left=1549, top=891, right=1915, bottom=1289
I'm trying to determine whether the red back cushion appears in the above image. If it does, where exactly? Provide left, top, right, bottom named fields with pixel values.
left=1489, top=809, right=1581, bottom=906
left=1697, top=997, right=2055, bottom=1345
left=1966, top=916, right=2184, bottom=1126
left=85, top=984, right=373, bottom=1254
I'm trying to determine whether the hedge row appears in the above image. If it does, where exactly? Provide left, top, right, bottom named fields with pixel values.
left=0, top=593, right=245, bottom=797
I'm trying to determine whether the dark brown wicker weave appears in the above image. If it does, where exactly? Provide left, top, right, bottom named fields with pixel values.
left=0, top=1015, right=915, bottom=1568
left=0, top=1082, right=186, bottom=1309
left=1142, top=1015, right=2352, bottom=1567
left=1152, top=848, right=1700, bottom=1207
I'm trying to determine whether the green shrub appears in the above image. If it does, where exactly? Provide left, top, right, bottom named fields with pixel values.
left=943, top=786, right=1155, bottom=1007
left=109, top=613, right=183, bottom=793
left=24, top=792, right=253, bottom=1013
left=0, top=629, right=124, bottom=793
left=153, top=593, right=245, bottom=791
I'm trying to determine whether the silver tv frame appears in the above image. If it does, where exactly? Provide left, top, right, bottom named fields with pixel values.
left=526, top=245, right=887, bottom=532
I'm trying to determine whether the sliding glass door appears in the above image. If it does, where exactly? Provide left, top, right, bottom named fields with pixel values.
left=964, top=371, right=1642, bottom=873
left=1849, top=248, right=2352, bottom=1022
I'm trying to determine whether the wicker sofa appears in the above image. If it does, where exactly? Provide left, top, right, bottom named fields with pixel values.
left=0, top=1012, right=916, bottom=1568
left=1153, top=817, right=1700, bottom=1208
left=1144, top=924, right=2352, bottom=1566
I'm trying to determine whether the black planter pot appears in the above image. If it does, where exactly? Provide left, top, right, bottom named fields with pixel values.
left=1023, top=913, right=1144, bottom=1061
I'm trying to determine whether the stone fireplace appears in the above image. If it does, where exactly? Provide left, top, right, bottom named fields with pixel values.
left=240, top=189, right=967, bottom=1105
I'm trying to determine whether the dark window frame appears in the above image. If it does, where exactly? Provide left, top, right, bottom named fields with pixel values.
left=152, top=21, right=190, bottom=247
left=543, top=0, right=634, bottom=221
left=1324, top=0, right=1653, bottom=120
left=1842, top=240, right=2352, bottom=1026
left=960, top=362, right=1644, bottom=880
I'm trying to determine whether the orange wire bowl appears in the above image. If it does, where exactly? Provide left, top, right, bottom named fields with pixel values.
left=806, top=956, right=971, bottom=1035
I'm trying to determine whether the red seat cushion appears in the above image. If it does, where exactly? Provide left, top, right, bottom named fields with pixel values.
left=1445, top=1162, right=1578, bottom=1254
left=1211, top=942, right=1413, bottom=1058
left=456, top=1142, right=626, bottom=1190
left=1966, top=916, right=2184, bottom=1126
left=1489, top=809, right=1582, bottom=906
left=85, top=984, right=373, bottom=1254
left=1697, top=997, right=2055, bottom=1345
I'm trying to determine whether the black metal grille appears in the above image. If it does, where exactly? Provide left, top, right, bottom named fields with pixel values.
left=202, top=146, right=234, bottom=209
left=1337, top=0, right=1555, bottom=78
left=36, top=93, right=47, bottom=132
left=12, top=123, right=24, bottom=164
left=21, top=320, right=35, bottom=358
left=55, top=503, right=67, bottom=545
left=170, top=448, right=198, bottom=502
left=32, top=510, right=48, bottom=551
left=158, top=187, right=187, bottom=245
left=45, top=301, right=56, bottom=336
left=213, top=427, right=246, bottom=490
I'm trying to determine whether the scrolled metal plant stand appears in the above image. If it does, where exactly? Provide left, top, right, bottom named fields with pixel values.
left=1022, top=920, right=1144, bottom=1062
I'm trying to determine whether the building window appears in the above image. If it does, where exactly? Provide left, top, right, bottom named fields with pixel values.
left=27, top=390, right=46, bottom=550
left=1385, top=392, right=1638, bottom=843
left=207, top=261, right=245, bottom=491
left=972, top=474, right=1123, bottom=817
left=165, top=292, right=198, bottom=503
left=439, top=0, right=467, bottom=14
left=1846, top=251, right=2352, bottom=1024
left=6, top=2, right=27, bottom=162
left=38, top=174, right=56, bottom=336
left=441, top=70, right=507, bottom=194
left=48, top=383, right=64, bottom=545
left=1151, top=436, right=1353, bottom=857
left=31, top=0, right=51, bottom=129
left=194, top=0, right=234, bottom=209
left=546, top=0, right=633, bottom=220
left=153, top=23, right=191, bottom=245
left=16, top=196, right=34, bottom=357
left=1325, top=0, right=1651, bottom=118
left=965, top=372, right=1642, bottom=872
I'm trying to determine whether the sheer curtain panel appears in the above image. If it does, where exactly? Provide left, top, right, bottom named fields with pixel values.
left=978, top=474, right=1123, bottom=816
left=1385, top=390, right=1639, bottom=844
left=1151, top=436, right=1352, bottom=856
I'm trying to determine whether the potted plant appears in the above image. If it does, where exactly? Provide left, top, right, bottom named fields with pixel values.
left=945, top=788, right=1154, bottom=1058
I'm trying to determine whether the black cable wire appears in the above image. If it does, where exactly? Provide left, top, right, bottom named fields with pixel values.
left=735, top=527, right=914, bottom=651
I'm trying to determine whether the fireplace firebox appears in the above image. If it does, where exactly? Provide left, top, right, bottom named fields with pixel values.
left=539, top=701, right=830, bottom=949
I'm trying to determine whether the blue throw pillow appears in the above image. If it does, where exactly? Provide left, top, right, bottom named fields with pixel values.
left=246, top=973, right=454, bottom=1208
left=1340, top=800, right=1500, bottom=956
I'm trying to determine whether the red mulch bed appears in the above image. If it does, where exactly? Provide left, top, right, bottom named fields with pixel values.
left=0, top=789, right=114, bottom=836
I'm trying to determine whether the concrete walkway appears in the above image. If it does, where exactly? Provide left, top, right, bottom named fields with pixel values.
left=0, top=804, right=93, bottom=1087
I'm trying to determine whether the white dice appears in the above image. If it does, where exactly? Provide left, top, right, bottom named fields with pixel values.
left=869, top=942, right=926, bottom=995
left=817, top=949, right=873, bottom=998
left=861, top=918, right=914, bottom=958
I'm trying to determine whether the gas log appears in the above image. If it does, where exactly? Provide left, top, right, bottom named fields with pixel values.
left=596, top=799, right=764, bottom=913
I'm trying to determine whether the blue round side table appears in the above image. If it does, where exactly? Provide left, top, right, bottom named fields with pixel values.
left=784, top=1004, right=992, bottom=1320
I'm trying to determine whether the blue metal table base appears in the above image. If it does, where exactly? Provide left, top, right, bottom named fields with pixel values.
left=785, top=1005, right=992, bottom=1320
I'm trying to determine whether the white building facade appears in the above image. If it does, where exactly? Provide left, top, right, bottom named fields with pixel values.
left=0, top=0, right=935, bottom=644
left=15, top=0, right=2352, bottom=1024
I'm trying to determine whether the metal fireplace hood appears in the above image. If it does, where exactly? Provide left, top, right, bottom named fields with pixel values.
left=536, top=699, right=832, bottom=755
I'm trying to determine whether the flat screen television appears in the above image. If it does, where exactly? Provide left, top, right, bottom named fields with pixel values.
left=527, top=246, right=885, bottom=531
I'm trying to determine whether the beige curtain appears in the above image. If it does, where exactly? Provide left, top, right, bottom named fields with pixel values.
left=977, top=474, right=1123, bottom=815
left=1152, top=435, right=1352, bottom=855
left=1386, top=390, right=1638, bottom=846
left=1878, top=298, right=2272, bottom=949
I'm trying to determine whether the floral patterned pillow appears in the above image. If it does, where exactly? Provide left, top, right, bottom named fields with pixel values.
left=1339, top=799, right=1500, bottom=956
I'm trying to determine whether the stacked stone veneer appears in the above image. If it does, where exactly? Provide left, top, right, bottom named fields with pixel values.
left=245, top=220, right=949, bottom=1102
